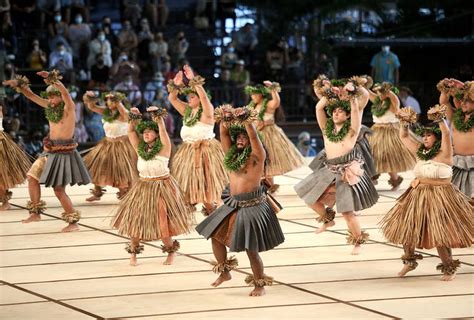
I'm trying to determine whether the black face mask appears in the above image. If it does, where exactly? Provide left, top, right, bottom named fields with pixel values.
left=97, top=59, right=104, bottom=65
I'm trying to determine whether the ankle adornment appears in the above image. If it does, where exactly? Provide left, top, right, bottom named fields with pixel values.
left=116, top=188, right=128, bottom=200
left=211, top=255, right=238, bottom=273
left=401, top=253, right=423, bottom=269
left=61, top=210, right=81, bottom=224
left=0, top=190, right=12, bottom=203
left=436, top=259, right=461, bottom=275
left=244, top=275, right=274, bottom=287
left=26, top=200, right=47, bottom=215
left=90, top=187, right=105, bottom=198
left=161, top=240, right=180, bottom=254
left=388, top=176, right=403, bottom=188
left=317, top=207, right=336, bottom=223
left=125, top=242, right=144, bottom=254
left=346, top=230, right=370, bottom=245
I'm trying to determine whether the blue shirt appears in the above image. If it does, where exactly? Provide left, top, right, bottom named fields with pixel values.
left=370, top=52, right=400, bottom=84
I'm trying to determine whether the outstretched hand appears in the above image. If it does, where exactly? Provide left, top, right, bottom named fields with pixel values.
left=263, top=80, right=272, bottom=87
left=173, top=71, right=184, bottom=86
left=36, top=71, right=49, bottom=78
left=130, top=107, right=141, bottom=115
left=2, top=79, right=18, bottom=87
left=183, top=65, right=194, bottom=80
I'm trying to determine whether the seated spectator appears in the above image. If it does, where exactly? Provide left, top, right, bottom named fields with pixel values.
left=162, top=60, right=176, bottom=84
left=62, top=0, right=89, bottom=24
left=122, top=0, right=142, bottom=27
left=145, top=0, right=168, bottom=29
left=101, top=16, right=117, bottom=48
left=87, top=54, right=110, bottom=90
left=234, top=23, right=258, bottom=66
left=149, top=32, right=168, bottom=74
left=152, top=87, right=174, bottom=136
left=398, top=86, right=421, bottom=115
left=38, top=0, right=61, bottom=29
left=266, top=39, right=288, bottom=82
left=137, top=18, right=153, bottom=73
left=48, top=10, right=70, bottom=52
left=117, top=20, right=138, bottom=59
left=87, top=30, right=112, bottom=69
left=109, top=51, right=140, bottom=86
left=214, top=69, right=235, bottom=105
left=83, top=97, right=105, bottom=142
left=113, top=73, right=142, bottom=107
left=70, top=85, right=88, bottom=142
left=220, top=42, right=238, bottom=70
left=68, top=13, right=91, bottom=64
left=296, top=131, right=316, bottom=157
left=230, top=59, right=250, bottom=106
left=144, top=71, right=164, bottom=102
left=169, top=31, right=188, bottom=66
left=49, top=42, right=74, bottom=81
left=27, top=39, right=48, bottom=70
left=286, top=47, right=305, bottom=84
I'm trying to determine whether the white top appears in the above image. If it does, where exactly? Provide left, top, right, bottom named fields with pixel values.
left=413, top=160, right=452, bottom=179
left=263, top=113, right=274, bottom=122
left=0, top=117, right=3, bottom=132
left=180, top=121, right=215, bottom=142
left=372, top=110, right=399, bottom=124
left=137, top=154, right=170, bottom=178
left=103, top=121, right=128, bottom=138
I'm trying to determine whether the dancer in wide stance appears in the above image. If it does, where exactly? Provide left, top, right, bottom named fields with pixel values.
left=0, top=105, right=31, bottom=210
left=112, top=107, right=193, bottom=266
left=380, top=105, right=473, bottom=281
left=295, top=79, right=379, bottom=254
left=196, top=107, right=284, bottom=296
left=82, top=91, right=138, bottom=201
left=167, top=65, right=228, bottom=215
left=244, top=82, right=305, bottom=192
left=3, top=71, right=91, bottom=232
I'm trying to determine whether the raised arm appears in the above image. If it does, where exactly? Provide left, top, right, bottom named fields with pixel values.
left=116, top=101, right=130, bottom=121
left=156, top=116, right=172, bottom=158
left=350, top=98, right=362, bottom=135
left=315, top=96, right=328, bottom=131
left=263, top=81, right=281, bottom=110
left=387, top=90, right=400, bottom=113
left=219, top=122, right=232, bottom=152
left=357, top=86, right=369, bottom=111
left=127, top=108, right=141, bottom=149
left=167, top=71, right=188, bottom=116
left=439, top=119, right=453, bottom=163
left=245, top=122, right=265, bottom=161
left=3, top=78, right=48, bottom=108
left=368, top=89, right=377, bottom=103
left=439, top=91, right=454, bottom=122
left=183, top=65, right=214, bottom=123
left=399, top=124, right=419, bottom=154
left=83, top=91, right=105, bottom=114
left=37, top=71, right=75, bottom=112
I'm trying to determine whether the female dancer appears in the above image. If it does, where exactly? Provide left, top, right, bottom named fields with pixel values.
left=380, top=106, right=473, bottom=281
left=83, top=91, right=138, bottom=201
left=244, top=81, right=305, bottom=192
left=112, top=107, right=193, bottom=266
left=167, top=65, right=228, bottom=215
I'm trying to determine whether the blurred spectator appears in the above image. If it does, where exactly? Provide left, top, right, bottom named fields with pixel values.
left=11, top=0, right=35, bottom=30
left=152, top=86, right=173, bottom=135
left=88, top=54, right=110, bottom=90
left=122, top=0, right=142, bottom=27
left=110, top=51, right=140, bottom=86
left=24, top=131, right=43, bottom=157
left=457, top=64, right=473, bottom=81
left=0, top=39, right=8, bottom=100
left=83, top=97, right=105, bottom=142
left=220, top=42, right=238, bottom=70
left=1, top=10, right=17, bottom=55
left=314, top=53, right=335, bottom=79
left=266, top=39, right=288, bottom=82
left=144, top=71, right=164, bottom=102
left=38, top=0, right=61, bottom=29
left=27, top=39, right=48, bottom=70
left=145, top=0, right=168, bottom=29
left=70, top=85, right=88, bottom=142
left=48, top=11, right=70, bottom=52
left=215, top=69, right=235, bottom=105
left=398, top=86, right=421, bottom=115
left=296, top=131, right=316, bottom=157
left=101, top=16, right=117, bottom=47
left=234, top=23, right=258, bottom=66
left=149, top=32, right=168, bottom=73
left=137, top=18, right=153, bottom=73
left=169, top=31, right=189, bottom=66
left=230, top=59, right=249, bottom=106
left=49, top=42, right=74, bottom=78
left=370, top=46, right=400, bottom=85
left=87, top=30, right=112, bottom=69
left=114, top=73, right=142, bottom=106
left=61, top=0, right=89, bottom=24
left=162, top=60, right=176, bottom=83
left=68, top=13, right=91, bottom=63
left=117, top=20, right=138, bottom=59
left=286, top=47, right=305, bottom=84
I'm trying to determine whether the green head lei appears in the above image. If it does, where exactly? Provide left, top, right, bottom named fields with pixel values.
left=330, top=78, right=348, bottom=87
left=101, top=91, right=127, bottom=103
left=136, top=120, right=159, bottom=134
left=414, top=124, right=442, bottom=139
left=244, top=85, right=271, bottom=99
left=40, top=86, right=61, bottom=98
left=181, top=87, right=212, bottom=100
left=372, top=82, right=399, bottom=95
left=326, top=99, right=351, bottom=116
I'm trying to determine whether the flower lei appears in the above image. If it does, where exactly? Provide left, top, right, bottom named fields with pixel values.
left=102, top=108, right=121, bottom=123
left=324, top=118, right=351, bottom=143
left=371, top=96, right=391, bottom=117
left=247, top=98, right=269, bottom=121
left=416, top=140, right=441, bottom=161
left=45, top=102, right=65, bottom=123
left=453, top=108, right=474, bottom=132
left=223, top=145, right=252, bottom=172
left=137, top=139, right=163, bottom=161
left=183, top=105, right=203, bottom=127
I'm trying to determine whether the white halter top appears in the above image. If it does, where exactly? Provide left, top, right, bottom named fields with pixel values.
left=103, top=120, right=128, bottom=138
left=137, top=154, right=170, bottom=178
left=413, top=160, right=452, bottom=179
left=180, top=121, right=215, bottom=142
left=372, top=110, right=399, bottom=124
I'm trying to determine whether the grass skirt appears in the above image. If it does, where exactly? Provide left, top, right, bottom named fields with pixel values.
left=112, top=177, right=194, bottom=241
left=0, top=131, right=31, bottom=188
left=368, top=123, right=416, bottom=173
left=379, top=179, right=473, bottom=249
left=83, top=136, right=138, bottom=187
left=170, top=138, right=228, bottom=205
left=260, top=124, right=305, bottom=177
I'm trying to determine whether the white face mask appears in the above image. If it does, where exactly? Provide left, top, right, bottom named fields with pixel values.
left=382, top=46, right=390, bottom=53
left=59, top=49, right=65, bottom=55
left=70, top=92, right=77, bottom=99
left=75, top=17, right=83, bottom=24
left=54, top=15, right=61, bottom=22
left=98, top=35, right=105, bottom=41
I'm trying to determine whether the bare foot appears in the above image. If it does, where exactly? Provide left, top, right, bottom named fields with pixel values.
left=130, top=254, right=137, bottom=266
left=351, top=244, right=362, bottom=255
left=249, top=286, right=266, bottom=297
left=441, top=273, right=456, bottom=281
left=163, top=252, right=175, bottom=265
left=86, top=195, right=101, bottom=202
left=0, top=202, right=11, bottom=211
left=61, top=223, right=79, bottom=232
left=22, top=214, right=41, bottom=223
left=211, top=272, right=231, bottom=287
left=315, top=220, right=335, bottom=234
left=390, top=176, right=403, bottom=191
left=397, top=264, right=416, bottom=277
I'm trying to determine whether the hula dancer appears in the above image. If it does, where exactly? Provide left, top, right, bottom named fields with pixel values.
left=368, top=82, right=416, bottom=190
left=244, top=81, right=305, bottom=192
left=82, top=91, right=138, bottom=201
left=380, top=106, right=473, bottom=281
left=3, top=71, right=91, bottom=232
left=196, top=107, right=284, bottom=296
left=167, top=65, right=228, bottom=215
left=295, top=79, right=379, bottom=255
left=438, top=79, right=474, bottom=199
left=112, top=106, right=194, bottom=266
left=0, top=105, right=31, bottom=210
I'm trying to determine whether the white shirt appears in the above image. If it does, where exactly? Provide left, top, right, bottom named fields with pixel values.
left=413, top=160, right=452, bottom=179
left=373, top=110, right=399, bottom=124
left=103, top=121, right=128, bottom=138
left=180, top=121, right=215, bottom=142
left=137, top=154, right=170, bottom=178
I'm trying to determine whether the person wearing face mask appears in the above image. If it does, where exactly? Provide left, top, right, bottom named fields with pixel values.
left=49, top=42, right=73, bottom=75
left=48, top=11, right=71, bottom=52
left=87, top=30, right=112, bottom=69
left=117, top=20, right=138, bottom=59
left=27, top=40, right=48, bottom=70
left=370, top=45, right=400, bottom=85
left=68, top=14, right=91, bottom=62
left=38, top=0, right=61, bottom=29
left=62, top=0, right=89, bottom=25
left=296, top=131, right=316, bottom=157
left=88, top=54, right=110, bottom=90
left=110, top=51, right=141, bottom=86
left=221, top=42, right=238, bottom=70
left=114, top=74, right=142, bottom=107
left=149, top=32, right=169, bottom=74
left=169, top=31, right=189, bottom=66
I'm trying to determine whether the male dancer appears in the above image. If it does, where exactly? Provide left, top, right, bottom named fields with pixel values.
left=196, top=107, right=284, bottom=296
left=3, top=71, right=91, bottom=232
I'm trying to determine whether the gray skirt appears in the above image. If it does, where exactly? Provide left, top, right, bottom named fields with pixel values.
left=294, top=148, right=379, bottom=213
left=195, top=186, right=285, bottom=252
left=40, top=139, right=91, bottom=187
left=356, top=126, right=377, bottom=179
left=452, top=154, right=474, bottom=198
